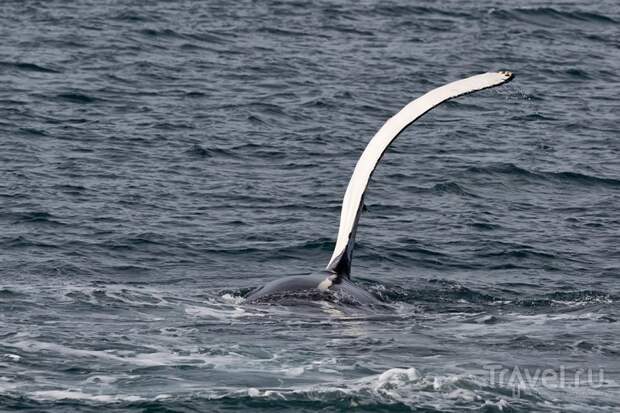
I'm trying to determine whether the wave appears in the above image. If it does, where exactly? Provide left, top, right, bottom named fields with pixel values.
left=465, top=163, right=620, bottom=188
left=372, top=279, right=616, bottom=311
left=56, top=92, right=99, bottom=104
left=377, top=280, right=496, bottom=307
left=2, top=236, right=60, bottom=249
left=0, top=288, right=28, bottom=299
left=371, top=4, right=473, bottom=19
left=489, top=7, right=617, bottom=27
left=5, top=366, right=551, bottom=411
left=31, top=390, right=146, bottom=404
left=204, top=238, right=335, bottom=258
left=528, top=289, right=613, bottom=308
left=5, top=211, right=68, bottom=226
left=185, top=143, right=213, bottom=158
left=431, top=181, right=479, bottom=197
left=18, top=127, right=49, bottom=137
left=139, top=28, right=185, bottom=39
left=0, top=61, right=59, bottom=73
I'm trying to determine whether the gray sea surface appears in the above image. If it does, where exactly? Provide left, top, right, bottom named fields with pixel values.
left=1, top=0, right=619, bottom=411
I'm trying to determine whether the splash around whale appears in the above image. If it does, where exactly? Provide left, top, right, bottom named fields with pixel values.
left=246, top=71, right=514, bottom=304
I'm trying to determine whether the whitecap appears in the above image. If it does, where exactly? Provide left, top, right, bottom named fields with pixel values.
left=31, top=390, right=144, bottom=403
left=2, top=354, right=21, bottom=362
left=221, top=293, right=246, bottom=305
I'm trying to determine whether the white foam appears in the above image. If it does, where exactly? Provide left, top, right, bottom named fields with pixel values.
left=551, top=296, right=613, bottom=306
left=61, top=285, right=170, bottom=308
left=155, top=394, right=173, bottom=400
left=230, top=366, right=484, bottom=408
left=84, top=375, right=134, bottom=385
left=446, top=388, right=480, bottom=401
left=9, top=340, right=124, bottom=363
left=283, top=366, right=305, bottom=377
left=32, top=390, right=144, bottom=403
left=513, top=312, right=613, bottom=323
left=221, top=293, right=246, bottom=305
left=184, top=304, right=248, bottom=319
left=483, top=398, right=510, bottom=411
left=194, top=364, right=541, bottom=411
left=7, top=339, right=246, bottom=368
left=373, top=367, right=419, bottom=391
left=184, top=296, right=274, bottom=320
left=2, top=354, right=21, bottom=362
left=247, top=387, right=261, bottom=397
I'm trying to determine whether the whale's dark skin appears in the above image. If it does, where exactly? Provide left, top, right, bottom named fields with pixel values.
left=245, top=272, right=380, bottom=304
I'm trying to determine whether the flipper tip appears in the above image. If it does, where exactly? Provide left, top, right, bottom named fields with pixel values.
left=497, top=70, right=514, bottom=82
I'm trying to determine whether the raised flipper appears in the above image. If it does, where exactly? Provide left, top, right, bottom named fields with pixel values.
left=326, top=71, right=514, bottom=278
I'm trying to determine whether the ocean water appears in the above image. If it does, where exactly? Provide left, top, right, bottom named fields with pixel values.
left=1, top=0, right=619, bottom=411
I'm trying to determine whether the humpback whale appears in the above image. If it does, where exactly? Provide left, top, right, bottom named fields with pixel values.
left=246, top=71, right=514, bottom=303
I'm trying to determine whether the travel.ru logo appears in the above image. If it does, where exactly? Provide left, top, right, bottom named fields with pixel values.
left=484, top=364, right=610, bottom=398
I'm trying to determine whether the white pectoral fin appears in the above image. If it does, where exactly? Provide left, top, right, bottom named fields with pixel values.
left=326, top=71, right=514, bottom=277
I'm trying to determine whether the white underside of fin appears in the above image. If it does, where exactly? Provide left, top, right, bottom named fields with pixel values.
left=326, top=71, right=514, bottom=274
